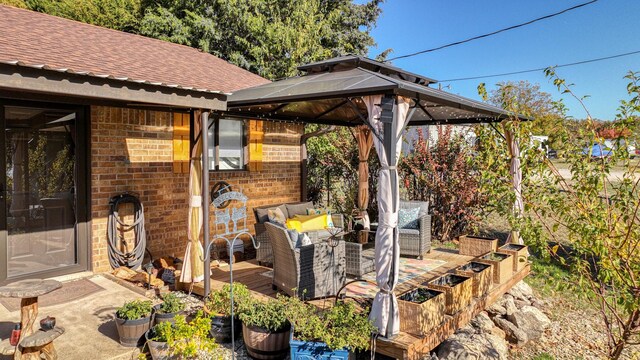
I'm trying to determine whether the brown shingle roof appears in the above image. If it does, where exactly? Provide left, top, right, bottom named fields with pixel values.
left=0, top=5, right=269, bottom=94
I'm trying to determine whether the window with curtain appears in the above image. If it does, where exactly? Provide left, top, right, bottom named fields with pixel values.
left=207, top=118, right=246, bottom=170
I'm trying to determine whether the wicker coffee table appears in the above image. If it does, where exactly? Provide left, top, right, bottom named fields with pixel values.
left=345, top=237, right=375, bottom=279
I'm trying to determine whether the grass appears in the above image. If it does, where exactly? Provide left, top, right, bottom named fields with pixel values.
left=530, top=353, right=555, bottom=360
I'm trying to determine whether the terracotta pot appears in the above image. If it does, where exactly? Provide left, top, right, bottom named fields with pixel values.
left=242, top=323, right=290, bottom=360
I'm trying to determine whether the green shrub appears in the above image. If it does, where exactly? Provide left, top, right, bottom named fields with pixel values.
left=158, top=292, right=185, bottom=314
left=116, top=299, right=153, bottom=320
left=238, top=297, right=289, bottom=332
left=163, top=313, right=220, bottom=359
left=205, top=283, right=252, bottom=317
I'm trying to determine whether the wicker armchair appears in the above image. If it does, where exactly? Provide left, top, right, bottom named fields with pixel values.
left=265, top=222, right=346, bottom=299
left=399, top=200, right=432, bottom=259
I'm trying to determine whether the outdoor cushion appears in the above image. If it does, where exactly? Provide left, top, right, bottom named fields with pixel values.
left=400, top=200, right=429, bottom=218
left=286, top=202, right=314, bottom=217
left=286, top=214, right=328, bottom=233
left=398, top=207, right=420, bottom=229
left=268, top=207, right=287, bottom=225
left=285, top=228, right=312, bottom=248
left=256, top=204, right=288, bottom=223
left=306, top=208, right=334, bottom=227
left=399, top=228, right=420, bottom=235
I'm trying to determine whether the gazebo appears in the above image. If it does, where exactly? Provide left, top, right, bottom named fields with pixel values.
left=198, top=55, right=527, bottom=338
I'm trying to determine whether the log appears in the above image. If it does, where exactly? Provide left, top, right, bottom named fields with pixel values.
left=40, top=343, right=57, bottom=360
left=15, top=297, right=37, bottom=360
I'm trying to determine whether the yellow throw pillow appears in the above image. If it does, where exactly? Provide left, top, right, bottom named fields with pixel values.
left=285, top=218, right=302, bottom=232
left=292, top=214, right=328, bottom=232
left=306, top=208, right=334, bottom=227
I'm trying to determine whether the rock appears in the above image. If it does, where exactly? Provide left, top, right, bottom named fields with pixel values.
left=512, top=281, right=534, bottom=298
left=471, top=312, right=494, bottom=333
left=504, top=296, right=518, bottom=317
left=437, top=332, right=509, bottom=360
left=506, top=305, right=551, bottom=341
left=489, top=326, right=506, bottom=340
left=514, top=299, right=531, bottom=309
left=531, top=299, right=545, bottom=309
left=456, top=325, right=476, bottom=335
left=494, top=317, right=528, bottom=345
left=487, top=303, right=507, bottom=316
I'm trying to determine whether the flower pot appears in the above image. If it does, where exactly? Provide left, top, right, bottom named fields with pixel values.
left=458, top=235, right=498, bottom=256
left=498, top=244, right=529, bottom=272
left=477, top=252, right=513, bottom=284
left=398, top=288, right=445, bottom=336
left=145, top=328, right=169, bottom=360
left=115, top=315, right=152, bottom=347
left=290, top=335, right=350, bottom=360
left=426, top=274, right=472, bottom=315
left=242, top=323, right=290, bottom=360
left=210, top=314, right=242, bottom=343
left=455, top=261, right=493, bottom=298
left=153, top=304, right=181, bottom=326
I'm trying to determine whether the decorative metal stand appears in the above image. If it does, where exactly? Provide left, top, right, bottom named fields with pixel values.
left=201, top=183, right=259, bottom=360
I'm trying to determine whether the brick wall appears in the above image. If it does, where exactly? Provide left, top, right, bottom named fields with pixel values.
left=90, top=106, right=302, bottom=273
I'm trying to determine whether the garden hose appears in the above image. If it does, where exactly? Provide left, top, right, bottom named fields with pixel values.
left=107, top=193, right=147, bottom=270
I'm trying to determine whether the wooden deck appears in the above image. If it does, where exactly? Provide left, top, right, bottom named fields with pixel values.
left=185, top=248, right=530, bottom=359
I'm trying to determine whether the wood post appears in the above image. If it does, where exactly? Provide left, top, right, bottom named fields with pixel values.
left=15, top=297, right=37, bottom=360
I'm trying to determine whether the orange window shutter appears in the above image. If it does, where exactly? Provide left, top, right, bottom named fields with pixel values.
left=173, top=113, right=190, bottom=173
left=248, top=120, right=264, bottom=171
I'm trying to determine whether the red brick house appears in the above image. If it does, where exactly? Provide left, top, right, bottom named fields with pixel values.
left=0, top=5, right=302, bottom=284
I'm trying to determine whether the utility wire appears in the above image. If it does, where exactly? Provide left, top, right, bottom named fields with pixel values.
left=388, top=0, right=599, bottom=61
left=438, top=49, right=640, bottom=82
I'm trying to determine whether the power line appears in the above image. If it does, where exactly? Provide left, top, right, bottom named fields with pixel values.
left=388, top=0, right=599, bottom=61
left=438, top=49, right=640, bottom=82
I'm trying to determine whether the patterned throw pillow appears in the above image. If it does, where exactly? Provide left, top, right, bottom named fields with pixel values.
left=267, top=207, right=286, bottom=226
left=286, top=229, right=312, bottom=248
left=398, top=207, right=420, bottom=230
left=306, top=208, right=334, bottom=227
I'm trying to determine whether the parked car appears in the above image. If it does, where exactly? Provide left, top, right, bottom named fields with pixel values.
left=583, top=143, right=613, bottom=160
left=547, top=149, right=558, bottom=159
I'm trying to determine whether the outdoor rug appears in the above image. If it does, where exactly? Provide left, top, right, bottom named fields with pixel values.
left=344, top=258, right=446, bottom=299
left=0, top=278, right=105, bottom=312
left=259, top=257, right=446, bottom=299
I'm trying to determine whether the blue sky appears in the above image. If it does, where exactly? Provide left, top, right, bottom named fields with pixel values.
left=365, top=0, right=640, bottom=120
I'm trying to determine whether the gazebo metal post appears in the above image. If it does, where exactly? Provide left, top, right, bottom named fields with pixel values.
left=202, top=111, right=211, bottom=296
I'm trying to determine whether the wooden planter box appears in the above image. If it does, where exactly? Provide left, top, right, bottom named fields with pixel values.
left=477, top=252, right=513, bottom=284
left=458, top=235, right=498, bottom=256
left=426, top=274, right=472, bottom=315
left=498, top=244, right=529, bottom=272
left=454, top=261, right=493, bottom=298
left=398, top=288, right=445, bottom=336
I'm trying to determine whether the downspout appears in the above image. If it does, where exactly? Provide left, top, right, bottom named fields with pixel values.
left=300, top=125, right=336, bottom=201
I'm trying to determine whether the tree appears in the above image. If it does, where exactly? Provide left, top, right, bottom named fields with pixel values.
left=489, top=80, right=565, bottom=150
left=138, top=0, right=382, bottom=80
left=0, top=0, right=28, bottom=8
left=26, top=0, right=141, bottom=32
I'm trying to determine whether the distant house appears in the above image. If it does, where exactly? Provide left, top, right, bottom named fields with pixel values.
left=0, top=5, right=302, bottom=284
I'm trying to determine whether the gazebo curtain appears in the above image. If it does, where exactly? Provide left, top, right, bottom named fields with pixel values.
left=505, top=127, right=524, bottom=245
left=356, top=125, right=374, bottom=229
left=180, top=110, right=206, bottom=283
left=364, top=95, right=411, bottom=337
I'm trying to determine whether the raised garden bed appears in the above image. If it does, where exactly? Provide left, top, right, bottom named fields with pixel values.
left=458, top=235, right=498, bottom=256
left=455, top=261, right=493, bottom=298
left=477, top=252, right=513, bottom=284
left=398, top=288, right=445, bottom=336
left=498, top=244, right=529, bottom=272
left=426, top=274, right=472, bottom=315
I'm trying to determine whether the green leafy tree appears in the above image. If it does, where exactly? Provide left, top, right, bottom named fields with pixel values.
left=0, top=0, right=28, bottom=8
left=26, top=0, right=141, bottom=32
left=138, top=0, right=382, bottom=79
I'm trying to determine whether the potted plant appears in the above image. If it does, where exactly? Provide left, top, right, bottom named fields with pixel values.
left=426, top=274, right=472, bottom=315
left=477, top=252, right=514, bottom=284
left=239, top=297, right=291, bottom=360
left=283, top=296, right=376, bottom=359
left=203, top=283, right=251, bottom=343
left=144, top=313, right=220, bottom=360
left=398, top=287, right=445, bottom=336
left=458, top=235, right=498, bottom=256
left=144, top=321, right=171, bottom=360
left=153, top=292, right=186, bottom=325
left=115, top=299, right=153, bottom=347
left=455, top=261, right=493, bottom=298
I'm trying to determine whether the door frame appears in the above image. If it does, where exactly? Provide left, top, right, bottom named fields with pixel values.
left=0, top=98, right=90, bottom=285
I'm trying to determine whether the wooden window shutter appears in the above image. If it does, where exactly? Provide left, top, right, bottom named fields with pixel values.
left=173, top=113, right=190, bottom=173
left=248, top=120, right=264, bottom=171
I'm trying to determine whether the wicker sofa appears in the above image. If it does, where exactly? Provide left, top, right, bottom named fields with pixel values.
left=265, top=222, right=346, bottom=299
left=398, top=200, right=432, bottom=259
left=253, top=201, right=343, bottom=265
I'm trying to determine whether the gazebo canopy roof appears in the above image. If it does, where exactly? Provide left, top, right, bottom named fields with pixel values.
left=227, top=55, right=528, bottom=126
